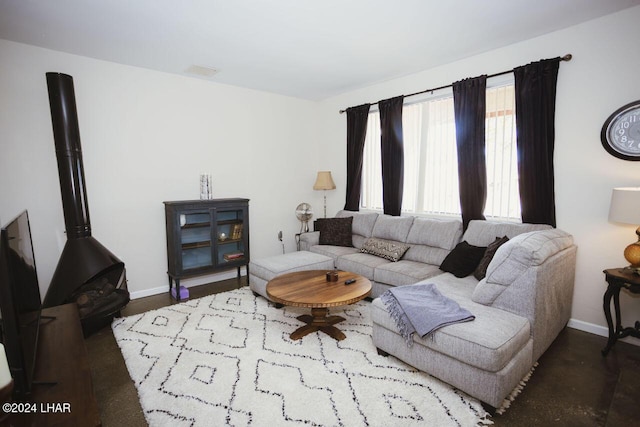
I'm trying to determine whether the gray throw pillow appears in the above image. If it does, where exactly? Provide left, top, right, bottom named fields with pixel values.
left=360, top=237, right=410, bottom=262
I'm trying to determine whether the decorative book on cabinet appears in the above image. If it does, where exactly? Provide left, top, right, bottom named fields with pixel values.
left=163, top=198, right=250, bottom=300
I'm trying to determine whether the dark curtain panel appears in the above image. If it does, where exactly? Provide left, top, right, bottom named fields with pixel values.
left=514, top=57, right=560, bottom=227
left=344, top=103, right=371, bottom=211
left=379, top=96, right=405, bottom=216
left=453, top=75, right=487, bottom=230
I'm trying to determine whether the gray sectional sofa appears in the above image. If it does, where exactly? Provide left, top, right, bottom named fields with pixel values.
left=299, top=210, right=577, bottom=408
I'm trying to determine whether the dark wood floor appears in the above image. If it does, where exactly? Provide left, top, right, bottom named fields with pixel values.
left=85, top=278, right=640, bottom=426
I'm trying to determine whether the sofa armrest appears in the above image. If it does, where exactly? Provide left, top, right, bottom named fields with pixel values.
left=298, top=231, right=319, bottom=251
left=472, top=228, right=577, bottom=360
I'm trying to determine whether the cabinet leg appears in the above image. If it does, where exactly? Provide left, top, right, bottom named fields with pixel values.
left=168, top=276, right=183, bottom=302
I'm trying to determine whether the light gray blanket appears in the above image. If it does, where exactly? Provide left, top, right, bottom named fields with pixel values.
left=381, top=283, right=475, bottom=346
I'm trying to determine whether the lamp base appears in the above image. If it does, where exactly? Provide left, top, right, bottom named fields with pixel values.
left=323, top=193, right=327, bottom=218
left=623, top=239, right=640, bottom=271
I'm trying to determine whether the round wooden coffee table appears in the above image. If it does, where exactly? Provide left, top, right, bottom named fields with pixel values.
left=266, top=270, right=371, bottom=341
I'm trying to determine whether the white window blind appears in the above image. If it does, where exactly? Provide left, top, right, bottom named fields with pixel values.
left=361, top=112, right=383, bottom=210
left=484, top=85, right=519, bottom=220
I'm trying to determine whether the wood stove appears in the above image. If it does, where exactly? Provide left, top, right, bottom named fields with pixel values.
left=43, top=72, right=129, bottom=335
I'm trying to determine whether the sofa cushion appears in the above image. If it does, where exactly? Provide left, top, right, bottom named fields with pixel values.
left=371, top=274, right=531, bottom=372
left=403, top=218, right=463, bottom=265
left=472, top=229, right=574, bottom=306
left=336, top=210, right=378, bottom=248
left=371, top=214, right=414, bottom=242
left=360, top=237, right=410, bottom=262
left=336, top=252, right=391, bottom=280
left=439, top=241, right=486, bottom=278
left=315, top=216, right=353, bottom=247
left=249, top=251, right=335, bottom=282
left=462, top=220, right=552, bottom=247
left=374, top=260, right=443, bottom=286
left=473, top=236, right=509, bottom=280
left=310, top=245, right=359, bottom=261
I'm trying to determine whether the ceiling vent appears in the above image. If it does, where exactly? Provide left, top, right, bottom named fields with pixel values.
left=185, top=65, right=219, bottom=78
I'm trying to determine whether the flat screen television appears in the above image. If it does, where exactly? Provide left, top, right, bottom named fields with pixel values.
left=0, top=210, right=42, bottom=398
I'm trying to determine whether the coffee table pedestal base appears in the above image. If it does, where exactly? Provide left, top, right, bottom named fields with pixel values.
left=291, top=308, right=346, bottom=341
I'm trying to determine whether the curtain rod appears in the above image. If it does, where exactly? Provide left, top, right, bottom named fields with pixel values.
left=338, top=53, right=573, bottom=114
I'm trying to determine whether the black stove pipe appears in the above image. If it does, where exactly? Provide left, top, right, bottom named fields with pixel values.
left=45, top=72, right=91, bottom=238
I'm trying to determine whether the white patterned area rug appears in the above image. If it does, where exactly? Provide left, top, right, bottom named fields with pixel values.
left=112, top=287, right=494, bottom=427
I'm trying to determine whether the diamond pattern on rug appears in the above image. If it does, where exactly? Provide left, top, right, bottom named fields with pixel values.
left=255, top=359, right=340, bottom=425
left=113, top=287, right=490, bottom=426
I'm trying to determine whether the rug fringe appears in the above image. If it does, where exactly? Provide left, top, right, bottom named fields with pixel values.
left=477, top=415, right=495, bottom=426
left=495, top=361, right=539, bottom=415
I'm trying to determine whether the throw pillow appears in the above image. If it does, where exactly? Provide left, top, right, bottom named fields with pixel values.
left=439, top=241, right=487, bottom=278
left=360, top=237, right=410, bottom=262
left=473, top=236, right=509, bottom=280
left=315, top=217, right=353, bottom=247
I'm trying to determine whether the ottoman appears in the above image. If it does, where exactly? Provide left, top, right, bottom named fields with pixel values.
left=249, top=251, right=334, bottom=301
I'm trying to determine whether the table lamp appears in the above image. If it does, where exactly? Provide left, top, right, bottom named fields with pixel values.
left=609, top=187, right=640, bottom=272
left=313, top=171, right=336, bottom=218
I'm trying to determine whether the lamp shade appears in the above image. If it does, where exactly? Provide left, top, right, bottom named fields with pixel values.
left=609, top=187, right=640, bottom=225
left=313, top=171, right=336, bottom=191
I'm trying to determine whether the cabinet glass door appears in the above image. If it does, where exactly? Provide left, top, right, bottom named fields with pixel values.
left=180, top=211, right=213, bottom=270
left=215, top=208, right=246, bottom=266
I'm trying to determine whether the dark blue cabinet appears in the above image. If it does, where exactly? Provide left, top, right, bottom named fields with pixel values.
left=164, top=198, right=249, bottom=300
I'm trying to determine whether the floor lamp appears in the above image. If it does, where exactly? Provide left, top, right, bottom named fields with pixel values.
left=313, top=171, right=336, bottom=218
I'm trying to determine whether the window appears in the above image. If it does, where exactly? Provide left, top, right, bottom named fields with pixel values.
left=361, top=112, right=382, bottom=210
left=484, top=85, right=519, bottom=220
left=360, top=83, right=520, bottom=221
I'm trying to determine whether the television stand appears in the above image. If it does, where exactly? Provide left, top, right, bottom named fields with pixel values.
left=2, top=303, right=100, bottom=426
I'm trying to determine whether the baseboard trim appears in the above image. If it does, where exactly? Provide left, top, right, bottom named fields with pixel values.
left=128, top=268, right=246, bottom=300
left=567, top=318, right=640, bottom=347
left=129, top=285, right=167, bottom=300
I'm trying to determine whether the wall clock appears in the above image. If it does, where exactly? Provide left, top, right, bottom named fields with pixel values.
left=601, top=100, right=640, bottom=161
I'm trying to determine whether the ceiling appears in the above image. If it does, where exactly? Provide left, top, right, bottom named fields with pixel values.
left=1, top=0, right=639, bottom=101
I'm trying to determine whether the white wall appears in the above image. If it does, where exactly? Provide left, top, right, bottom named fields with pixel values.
left=317, top=6, right=640, bottom=342
left=0, top=39, right=324, bottom=298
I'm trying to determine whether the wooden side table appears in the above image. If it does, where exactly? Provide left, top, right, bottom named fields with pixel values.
left=602, top=268, right=640, bottom=356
